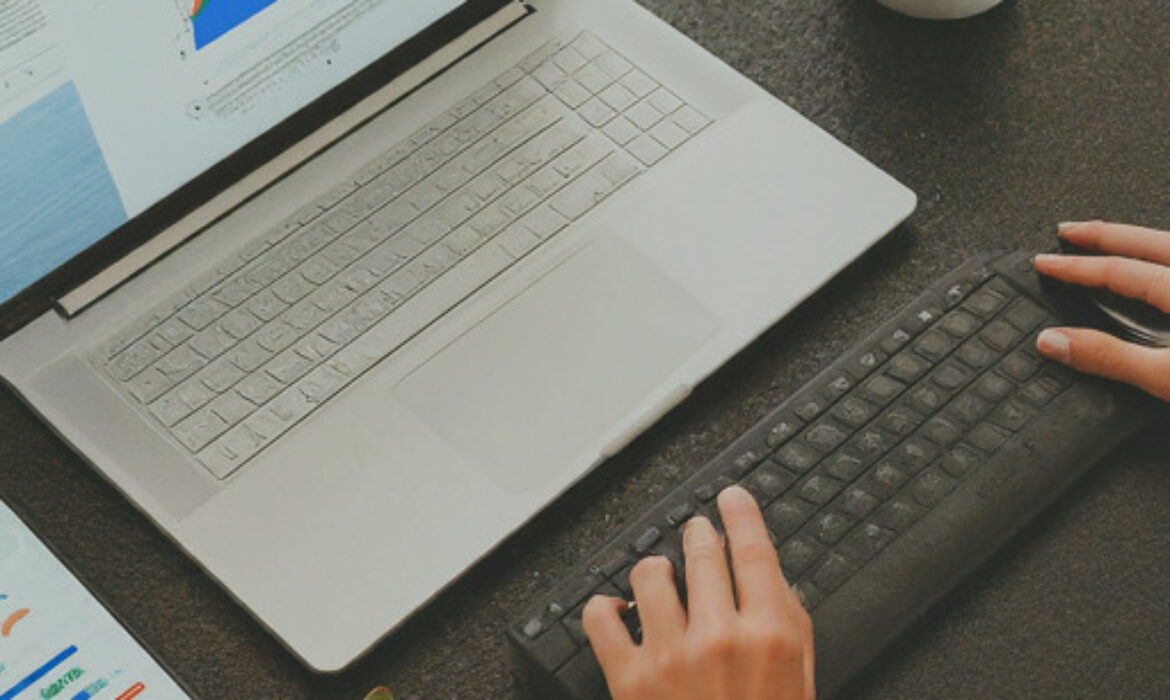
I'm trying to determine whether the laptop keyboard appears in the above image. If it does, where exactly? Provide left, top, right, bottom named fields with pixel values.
left=93, top=31, right=712, bottom=480
left=508, top=251, right=1152, bottom=698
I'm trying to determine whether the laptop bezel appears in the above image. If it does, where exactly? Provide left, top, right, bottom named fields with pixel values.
left=0, top=0, right=515, bottom=340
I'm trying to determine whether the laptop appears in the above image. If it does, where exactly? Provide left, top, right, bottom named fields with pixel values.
left=0, top=0, right=915, bottom=673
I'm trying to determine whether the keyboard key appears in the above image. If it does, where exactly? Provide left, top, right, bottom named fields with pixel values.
left=775, top=442, right=819, bottom=473
left=851, top=428, right=894, bottom=459
left=863, top=462, right=908, bottom=499
left=871, top=496, right=923, bottom=533
left=800, top=474, right=846, bottom=506
left=980, top=319, right=1024, bottom=351
left=837, top=523, right=895, bottom=565
left=989, top=400, right=1035, bottom=432
left=862, top=375, right=905, bottom=405
left=832, top=396, right=877, bottom=428
left=811, top=552, right=857, bottom=593
left=921, top=416, right=963, bottom=447
left=764, top=417, right=802, bottom=448
left=909, top=385, right=946, bottom=414
left=766, top=498, right=818, bottom=539
left=795, top=398, right=827, bottom=422
left=627, top=133, right=668, bottom=165
left=963, top=287, right=1009, bottom=318
left=887, top=352, right=928, bottom=383
left=879, top=327, right=912, bottom=355
left=620, top=70, right=658, bottom=98
left=939, top=444, right=981, bottom=478
left=743, top=462, right=796, bottom=503
left=879, top=402, right=923, bottom=437
left=665, top=502, right=696, bottom=527
left=940, top=309, right=981, bottom=338
left=974, top=372, right=1015, bottom=402
left=838, top=487, right=880, bottom=520
left=530, top=623, right=577, bottom=671
left=913, top=329, right=955, bottom=361
left=912, top=468, right=958, bottom=507
left=803, top=420, right=849, bottom=452
left=895, top=437, right=937, bottom=474
left=824, top=452, right=866, bottom=482
left=778, top=534, right=824, bottom=578
left=1004, top=298, right=1050, bottom=332
left=956, top=337, right=997, bottom=370
left=999, top=350, right=1042, bottom=381
left=968, top=422, right=1010, bottom=453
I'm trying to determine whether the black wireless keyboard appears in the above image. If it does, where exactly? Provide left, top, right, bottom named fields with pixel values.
left=507, top=251, right=1155, bottom=698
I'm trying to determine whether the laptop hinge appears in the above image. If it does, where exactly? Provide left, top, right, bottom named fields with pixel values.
left=58, top=0, right=531, bottom=318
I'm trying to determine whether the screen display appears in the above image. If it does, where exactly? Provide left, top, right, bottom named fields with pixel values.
left=0, top=0, right=464, bottom=305
left=0, top=501, right=189, bottom=699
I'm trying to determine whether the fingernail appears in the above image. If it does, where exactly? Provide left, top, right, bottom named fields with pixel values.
left=1033, top=253, right=1064, bottom=268
left=718, top=484, right=751, bottom=504
left=684, top=515, right=715, bottom=545
left=1037, top=329, right=1071, bottom=362
left=1058, top=221, right=1087, bottom=236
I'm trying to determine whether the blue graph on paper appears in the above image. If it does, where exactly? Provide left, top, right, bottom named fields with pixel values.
left=191, top=0, right=280, bottom=50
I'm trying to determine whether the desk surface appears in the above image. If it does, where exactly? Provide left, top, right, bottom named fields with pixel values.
left=3, top=1, right=1169, bottom=698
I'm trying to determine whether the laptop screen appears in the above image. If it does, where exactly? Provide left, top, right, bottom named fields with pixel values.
left=0, top=0, right=468, bottom=307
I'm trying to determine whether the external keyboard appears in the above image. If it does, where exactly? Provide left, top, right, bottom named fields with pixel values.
left=93, top=31, right=711, bottom=480
left=509, top=251, right=1154, bottom=699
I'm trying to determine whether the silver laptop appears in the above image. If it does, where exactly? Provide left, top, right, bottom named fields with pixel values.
left=0, top=0, right=914, bottom=672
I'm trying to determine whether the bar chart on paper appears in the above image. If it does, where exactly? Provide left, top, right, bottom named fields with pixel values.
left=190, top=0, right=280, bottom=49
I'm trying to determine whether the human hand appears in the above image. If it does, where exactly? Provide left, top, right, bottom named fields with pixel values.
left=582, top=486, right=815, bottom=700
left=1033, top=220, right=1170, bottom=401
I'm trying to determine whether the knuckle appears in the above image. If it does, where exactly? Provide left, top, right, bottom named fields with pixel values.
left=750, top=624, right=803, bottom=663
left=698, top=627, right=740, bottom=661
left=613, top=668, right=655, bottom=699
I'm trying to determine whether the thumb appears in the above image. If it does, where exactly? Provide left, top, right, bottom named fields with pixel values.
left=1037, top=327, right=1170, bottom=401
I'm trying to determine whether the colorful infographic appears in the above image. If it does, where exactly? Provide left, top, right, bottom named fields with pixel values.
left=190, top=0, right=282, bottom=50
left=0, top=503, right=189, bottom=700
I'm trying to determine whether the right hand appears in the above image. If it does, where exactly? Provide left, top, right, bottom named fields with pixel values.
left=582, top=486, right=815, bottom=700
left=1033, top=220, right=1170, bottom=402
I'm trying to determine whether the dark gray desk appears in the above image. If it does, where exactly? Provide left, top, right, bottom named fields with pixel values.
left=3, top=1, right=1169, bottom=697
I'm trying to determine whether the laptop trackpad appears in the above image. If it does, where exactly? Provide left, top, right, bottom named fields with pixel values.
left=395, top=237, right=720, bottom=492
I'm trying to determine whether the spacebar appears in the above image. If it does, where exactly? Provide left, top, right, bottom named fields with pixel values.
left=196, top=243, right=517, bottom=479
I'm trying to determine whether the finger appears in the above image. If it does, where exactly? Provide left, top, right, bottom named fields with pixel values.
left=628, top=555, right=686, bottom=643
left=802, top=612, right=816, bottom=700
left=1058, top=221, right=1170, bottom=267
left=716, top=486, right=792, bottom=617
left=1037, top=327, right=1170, bottom=401
left=682, top=516, right=735, bottom=628
left=582, top=595, right=637, bottom=674
left=1033, top=254, right=1170, bottom=313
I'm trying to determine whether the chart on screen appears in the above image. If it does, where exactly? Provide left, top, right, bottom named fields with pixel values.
left=188, top=0, right=281, bottom=50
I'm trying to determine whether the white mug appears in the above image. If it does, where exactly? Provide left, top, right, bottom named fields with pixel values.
left=877, top=0, right=1003, bottom=20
